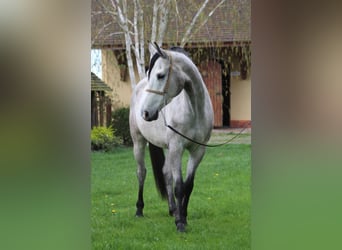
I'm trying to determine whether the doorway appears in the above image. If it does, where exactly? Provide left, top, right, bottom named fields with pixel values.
left=221, top=62, right=231, bottom=126
left=199, top=59, right=231, bottom=128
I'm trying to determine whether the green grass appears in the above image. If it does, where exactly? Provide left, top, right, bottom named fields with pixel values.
left=92, top=143, right=250, bottom=249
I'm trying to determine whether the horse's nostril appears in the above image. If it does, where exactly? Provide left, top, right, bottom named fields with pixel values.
left=143, top=111, right=149, bottom=120
left=142, top=110, right=158, bottom=121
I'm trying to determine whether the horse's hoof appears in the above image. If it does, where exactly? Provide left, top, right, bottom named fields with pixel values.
left=176, top=223, right=186, bottom=232
left=135, top=212, right=144, bottom=217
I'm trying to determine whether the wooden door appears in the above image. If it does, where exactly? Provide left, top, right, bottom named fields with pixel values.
left=199, top=60, right=223, bottom=127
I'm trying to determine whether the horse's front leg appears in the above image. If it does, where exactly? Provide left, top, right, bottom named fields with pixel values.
left=133, top=139, right=147, bottom=217
left=166, top=146, right=186, bottom=232
left=163, top=159, right=176, bottom=217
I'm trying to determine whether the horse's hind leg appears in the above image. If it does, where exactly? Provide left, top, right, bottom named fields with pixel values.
left=182, top=146, right=206, bottom=225
left=133, top=136, right=147, bottom=217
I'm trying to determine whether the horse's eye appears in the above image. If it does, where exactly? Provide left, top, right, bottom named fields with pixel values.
left=157, top=73, right=165, bottom=80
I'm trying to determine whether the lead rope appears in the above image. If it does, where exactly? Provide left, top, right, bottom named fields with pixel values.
left=160, top=96, right=250, bottom=148
left=167, top=123, right=249, bottom=147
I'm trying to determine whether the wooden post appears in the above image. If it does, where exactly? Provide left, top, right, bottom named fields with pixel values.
left=94, top=92, right=99, bottom=127
left=91, top=91, right=95, bottom=128
left=99, top=91, right=104, bottom=126
left=106, top=97, right=112, bottom=127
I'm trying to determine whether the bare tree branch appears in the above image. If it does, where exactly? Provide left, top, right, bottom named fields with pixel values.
left=208, top=0, right=226, bottom=17
left=181, top=0, right=226, bottom=46
left=156, top=0, right=170, bottom=45
left=95, top=0, right=117, bottom=16
left=107, top=31, right=124, bottom=37
left=91, top=21, right=114, bottom=46
left=150, top=0, right=159, bottom=43
left=137, top=0, right=146, bottom=79
left=189, top=0, right=226, bottom=47
left=180, top=0, right=209, bottom=47
left=132, top=0, right=145, bottom=79
left=133, top=0, right=139, bottom=57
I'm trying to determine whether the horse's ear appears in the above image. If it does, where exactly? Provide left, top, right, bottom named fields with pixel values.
left=150, top=42, right=168, bottom=59
left=154, top=42, right=168, bottom=58
left=149, top=42, right=158, bottom=59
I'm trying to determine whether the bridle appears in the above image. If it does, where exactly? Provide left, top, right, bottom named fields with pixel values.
left=145, top=53, right=173, bottom=96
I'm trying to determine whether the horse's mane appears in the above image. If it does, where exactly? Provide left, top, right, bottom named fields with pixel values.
left=169, top=46, right=190, bottom=57
left=148, top=53, right=161, bottom=80
left=148, top=46, right=190, bottom=80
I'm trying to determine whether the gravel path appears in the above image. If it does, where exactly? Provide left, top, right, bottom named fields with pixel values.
left=208, top=128, right=251, bottom=144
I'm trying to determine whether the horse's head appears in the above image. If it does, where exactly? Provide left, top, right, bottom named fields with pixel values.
left=141, top=43, right=185, bottom=122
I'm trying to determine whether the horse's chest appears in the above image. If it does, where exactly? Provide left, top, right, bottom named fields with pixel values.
left=136, top=114, right=168, bottom=147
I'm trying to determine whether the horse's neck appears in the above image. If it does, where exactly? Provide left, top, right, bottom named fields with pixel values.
left=182, top=62, right=207, bottom=116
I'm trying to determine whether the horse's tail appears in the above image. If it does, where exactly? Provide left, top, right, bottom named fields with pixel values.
left=148, top=142, right=167, bottom=199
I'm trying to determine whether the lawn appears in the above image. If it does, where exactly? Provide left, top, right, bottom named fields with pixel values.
left=92, top=140, right=250, bottom=249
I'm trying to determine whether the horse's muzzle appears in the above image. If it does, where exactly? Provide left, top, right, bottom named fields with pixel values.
left=142, top=110, right=159, bottom=121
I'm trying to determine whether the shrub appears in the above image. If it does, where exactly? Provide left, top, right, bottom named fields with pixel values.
left=91, top=126, right=121, bottom=151
left=111, top=107, right=133, bottom=146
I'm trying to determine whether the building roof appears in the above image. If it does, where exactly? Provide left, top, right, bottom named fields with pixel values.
left=92, top=0, right=250, bottom=49
left=91, top=72, right=112, bottom=92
